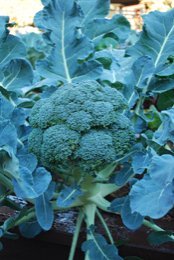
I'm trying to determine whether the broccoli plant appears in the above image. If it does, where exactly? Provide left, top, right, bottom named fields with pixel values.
left=28, top=80, right=136, bottom=259
left=0, top=0, right=174, bottom=259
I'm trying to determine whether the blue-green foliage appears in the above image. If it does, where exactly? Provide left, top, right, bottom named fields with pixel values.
left=35, top=182, right=55, bottom=230
left=154, top=108, right=174, bottom=146
left=34, top=0, right=130, bottom=83
left=0, top=0, right=174, bottom=255
left=19, top=32, right=49, bottom=68
left=82, top=226, right=122, bottom=260
left=57, top=185, right=83, bottom=208
left=110, top=196, right=143, bottom=230
left=19, top=221, right=42, bottom=238
left=0, top=17, right=52, bottom=203
left=29, top=80, right=135, bottom=173
left=130, top=154, right=174, bottom=219
left=147, top=231, right=174, bottom=246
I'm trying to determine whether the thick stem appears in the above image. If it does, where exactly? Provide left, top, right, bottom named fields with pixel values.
left=99, top=183, right=120, bottom=197
left=83, top=203, right=97, bottom=260
left=68, top=210, right=84, bottom=260
left=89, top=195, right=111, bottom=212
left=96, top=208, right=114, bottom=244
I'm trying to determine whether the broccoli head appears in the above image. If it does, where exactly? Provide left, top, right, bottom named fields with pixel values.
left=28, top=81, right=135, bottom=174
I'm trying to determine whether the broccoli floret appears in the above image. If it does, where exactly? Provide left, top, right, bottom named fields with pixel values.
left=29, top=80, right=134, bottom=174
left=28, top=128, right=43, bottom=159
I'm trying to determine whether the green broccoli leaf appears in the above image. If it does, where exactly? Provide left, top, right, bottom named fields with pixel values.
left=121, top=197, right=144, bottom=230
left=0, top=16, right=9, bottom=40
left=153, top=108, right=174, bottom=146
left=130, top=155, right=174, bottom=218
left=19, top=221, right=42, bottom=238
left=127, top=9, right=174, bottom=94
left=85, top=14, right=130, bottom=44
left=0, top=35, right=26, bottom=68
left=82, top=226, right=122, bottom=260
left=156, top=63, right=174, bottom=77
left=57, top=185, right=83, bottom=208
left=0, top=94, right=14, bottom=119
left=79, top=0, right=110, bottom=23
left=109, top=196, right=127, bottom=213
left=0, top=59, right=33, bottom=91
left=127, top=9, right=174, bottom=68
left=17, top=149, right=37, bottom=173
left=13, top=167, right=52, bottom=200
left=147, top=231, right=174, bottom=246
left=35, top=182, right=55, bottom=230
left=156, top=90, right=174, bottom=110
left=34, top=0, right=102, bottom=83
left=0, top=146, right=19, bottom=181
left=131, top=56, right=154, bottom=90
left=132, top=150, right=153, bottom=174
left=0, top=121, right=17, bottom=152
left=113, top=163, right=133, bottom=186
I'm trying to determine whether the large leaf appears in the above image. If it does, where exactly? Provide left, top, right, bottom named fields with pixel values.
left=127, top=9, right=174, bottom=68
left=156, top=90, right=174, bottom=110
left=85, top=15, right=130, bottom=43
left=0, top=16, right=9, bottom=40
left=79, top=0, right=110, bottom=24
left=95, top=49, right=125, bottom=83
left=41, top=0, right=50, bottom=5
left=127, top=9, right=174, bottom=93
left=0, top=35, right=26, bottom=68
left=131, top=56, right=154, bottom=89
left=82, top=226, right=122, bottom=260
left=0, top=120, right=17, bottom=151
left=57, top=185, right=83, bottom=208
left=0, top=95, right=14, bottom=120
left=113, top=163, right=133, bottom=186
left=11, top=108, right=26, bottom=128
left=0, top=147, right=19, bottom=189
left=156, top=63, right=174, bottom=77
left=13, top=167, right=52, bottom=199
left=130, top=155, right=174, bottom=219
left=148, top=77, right=174, bottom=93
left=153, top=108, right=174, bottom=145
left=17, top=149, right=37, bottom=173
left=34, top=0, right=102, bottom=83
left=147, top=231, right=174, bottom=246
left=13, top=167, right=37, bottom=198
left=121, top=197, right=143, bottom=230
left=0, top=59, right=33, bottom=91
left=132, top=150, right=153, bottom=174
left=109, top=196, right=127, bottom=213
left=32, top=167, right=52, bottom=195
left=109, top=196, right=143, bottom=230
left=35, top=182, right=55, bottom=230
left=19, top=220, right=42, bottom=238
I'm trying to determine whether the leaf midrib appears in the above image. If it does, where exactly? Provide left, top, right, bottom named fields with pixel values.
left=61, top=12, right=72, bottom=83
left=90, top=232, right=111, bottom=260
left=154, top=20, right=174, bottom=67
